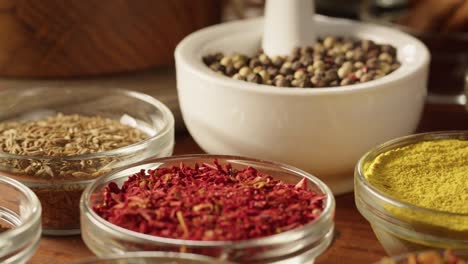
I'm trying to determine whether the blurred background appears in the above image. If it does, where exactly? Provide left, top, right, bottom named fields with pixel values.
left=0, top=0, right=466, bottom=130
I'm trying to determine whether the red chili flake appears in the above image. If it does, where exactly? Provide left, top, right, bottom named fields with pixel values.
left=94, top=160, right=326, bottom=241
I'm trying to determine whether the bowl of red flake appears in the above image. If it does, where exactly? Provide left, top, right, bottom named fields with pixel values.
left=80, top=155, right=335, bottom=263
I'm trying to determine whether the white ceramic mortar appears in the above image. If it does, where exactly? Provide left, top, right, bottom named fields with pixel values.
left=175, top=15, right=429, bottom=194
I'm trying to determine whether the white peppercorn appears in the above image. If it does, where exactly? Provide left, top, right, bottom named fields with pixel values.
left=380, top=63, right=391, bottom=74
left=247, top=73, right=262, bottom=84
left=338, top=62, right=353, bottom=78
left=258, top=70, right=270, bottom=82
left=275, top=78, right=290, bottom=87
left=340, top=78, right=354, bottom=86
left=232, top=73, right=245, bottom=81
left=233, top=60, right=245, bottom=69
left=220, top=57, right=232, bottom=66
left=271, top=56, right=284, bottom=67
left=345, top=50, right=354, bottom=60
left=378, top=52, right=393, bottom=63
left=354, top=61, right=364, bottom=69
left=232, top=54, right=246, bottom=62
left=259, top=54, right=271, bottom=65
left=313, top=60, right=325, bottom=69
left=253, top=66, right=263, bottom=74
left=355, top=69, right=364, bottom=79
left=239, top=66, right=252, bottom=77
left=294, top=70, right=307, bottom=80
left=323, top=36, right=336, bottom=49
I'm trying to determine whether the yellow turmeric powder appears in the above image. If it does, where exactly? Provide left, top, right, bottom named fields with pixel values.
left=365, top=138, right=468, bottom=233
left=366, top=139, right=467, bottom=214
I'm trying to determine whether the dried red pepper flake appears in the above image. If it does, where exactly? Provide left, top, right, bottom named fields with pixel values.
left=94, top=160, right=326, bottom=241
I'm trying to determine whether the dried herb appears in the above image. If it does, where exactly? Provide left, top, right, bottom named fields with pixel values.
left=0, top=113, right=149, bottom=232
left=95, top=161, right=325, bottom=241
left=0, top=113, right=148, bottom=179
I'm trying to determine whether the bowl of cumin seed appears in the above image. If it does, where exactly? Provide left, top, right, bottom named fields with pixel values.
left=0, top=87, right=175, bottom=236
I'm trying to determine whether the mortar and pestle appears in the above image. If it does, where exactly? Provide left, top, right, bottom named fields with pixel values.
left=175, top=0, right=429, bottom=194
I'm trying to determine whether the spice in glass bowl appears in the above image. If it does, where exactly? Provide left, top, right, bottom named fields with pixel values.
left=379, top=250, right=468, bottom=264
left=94, top=160, right=325, bottom=241
left=355, top=132, right=468, bottom=256
left=202, top=36, right=400, bottom=88
left=0, top=113, right=149, bottom=234
left=365, top=138, right=468, bottom=221
left=0, top=113, right=148, bottom=159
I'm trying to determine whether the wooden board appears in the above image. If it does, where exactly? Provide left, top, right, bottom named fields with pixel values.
left=0, top=0, right=220, bottom=77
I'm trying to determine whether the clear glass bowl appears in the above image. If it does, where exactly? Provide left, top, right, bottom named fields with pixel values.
left=374, top=250, right=468, bottom=264
left=81, top=155, right=335, bottom=264
left=0, top=175, right=41, bottom=264
left=0, top=87, right=175, bottom=235
left=355, top=131, right=468, bottom=255
left=70, top=251, right=230, bottom=264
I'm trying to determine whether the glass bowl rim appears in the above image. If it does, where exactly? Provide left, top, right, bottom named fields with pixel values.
left=0, top=175, right=41, bottom=241
left=0, top=87, right=175, bottom=161
left=81, top=154, right=335, bottom=248
left=356, top=130, right=468, bottom=217
left=70, top=251, right=232, bottom=264
left=372, top=249, right=468, bottom=264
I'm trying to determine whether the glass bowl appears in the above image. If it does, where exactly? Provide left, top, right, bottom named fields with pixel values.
left=70, top=252, right=230, bottom=264
left=374, top=250, right=468, bottom=264
left=0, top=175, right=41, bottom=264
left=0, top=87, right=175, bottom=235
left=355, top=131, right=468, bottom=255
left=80, top=155, right=335, bottom=263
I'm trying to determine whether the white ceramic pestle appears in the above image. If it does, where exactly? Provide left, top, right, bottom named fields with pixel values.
left=262, top=0, right=316, bottom=56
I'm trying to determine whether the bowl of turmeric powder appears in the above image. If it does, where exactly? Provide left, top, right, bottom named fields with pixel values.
left=354, top=131, right=468, bottom=255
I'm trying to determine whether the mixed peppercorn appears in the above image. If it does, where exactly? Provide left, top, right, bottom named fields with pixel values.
left=94, top=161, right=325, bottom=241
left=203, top=36, right=400, bottom=88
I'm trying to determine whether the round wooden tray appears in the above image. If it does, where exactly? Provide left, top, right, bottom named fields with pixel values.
left=0, top=0, right=220, bottom=77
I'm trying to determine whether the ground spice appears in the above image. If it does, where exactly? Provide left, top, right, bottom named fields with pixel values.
left=365, top=139, right=468, bottom=214
left=380, top=250, right=467, bottom=264
left=94, top=161, right=325, bottom=241
left=0, top=113, right=149, bottom=232
left=33, top=186, right=83, bottom=230
left=365, top=139, right=468, bottom=233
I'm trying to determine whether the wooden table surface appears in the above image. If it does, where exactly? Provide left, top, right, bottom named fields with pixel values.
left=29, top=103, right=468, bottom=264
